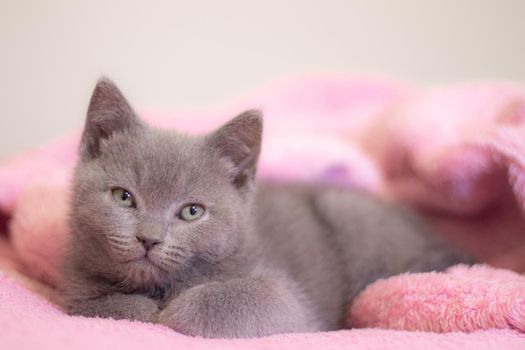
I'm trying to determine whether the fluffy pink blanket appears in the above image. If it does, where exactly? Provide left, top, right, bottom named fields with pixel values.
left=1, top=75, right=525, bottom=348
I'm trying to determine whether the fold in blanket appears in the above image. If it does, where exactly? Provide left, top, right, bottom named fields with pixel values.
left=1, top=75, right=525, bottom=348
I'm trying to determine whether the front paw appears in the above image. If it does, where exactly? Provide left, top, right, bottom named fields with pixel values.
left=158, top=278, right=314, bottom=338
left=125, top=296, right=160, bottom=322
left=68, top=293, right=159, bottom=323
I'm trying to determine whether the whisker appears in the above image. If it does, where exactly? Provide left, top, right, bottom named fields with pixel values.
left=169, top=246, right=188, bottom=254
left=108, top=237, right=131, bottom=244
left=164, top=253, right=187, bottom=262
left=109, top=233, right=130, bottom=239
left=159, top=256, right=179, bottom=263
left=109, top=242, right=133, bottom=250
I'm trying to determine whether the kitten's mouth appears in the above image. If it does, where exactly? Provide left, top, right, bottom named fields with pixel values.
left=126, top=254, right=162, bottom=269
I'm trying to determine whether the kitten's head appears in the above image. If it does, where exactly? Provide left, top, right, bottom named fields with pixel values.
left=70, top=78, right=262, bottom=290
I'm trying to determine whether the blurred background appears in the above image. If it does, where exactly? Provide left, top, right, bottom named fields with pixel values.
left=1, top=0, right=524, bottom=158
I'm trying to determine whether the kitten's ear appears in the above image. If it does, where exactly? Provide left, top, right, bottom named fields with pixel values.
left=207, top=109, right=263, bottom=190
left=80, top=77, right=141, bottom=160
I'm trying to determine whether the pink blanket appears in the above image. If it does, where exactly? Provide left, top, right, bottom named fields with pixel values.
left=1, top=74, right=525, bottom=348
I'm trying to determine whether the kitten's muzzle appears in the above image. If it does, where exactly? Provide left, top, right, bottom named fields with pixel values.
left=136, top=235, right=163, bottom=251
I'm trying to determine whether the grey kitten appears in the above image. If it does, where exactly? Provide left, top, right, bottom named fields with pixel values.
left=62, top=78, right=472, bottom=338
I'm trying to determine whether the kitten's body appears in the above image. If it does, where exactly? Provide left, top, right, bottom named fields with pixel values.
left=253, top=184, right=468, bottom=330
left=62, top=78, right=471, bottom=338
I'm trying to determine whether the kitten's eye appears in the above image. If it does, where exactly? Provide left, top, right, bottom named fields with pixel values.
left=111, top=188, right=134, bottom=207
left=179, top=204, right=205, bottom=221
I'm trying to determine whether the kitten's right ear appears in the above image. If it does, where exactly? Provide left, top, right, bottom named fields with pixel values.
left=80, top=77, right=141, bottom=160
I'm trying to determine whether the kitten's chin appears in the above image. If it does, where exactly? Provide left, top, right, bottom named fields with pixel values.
left=122, top=257, right=167, bottom=289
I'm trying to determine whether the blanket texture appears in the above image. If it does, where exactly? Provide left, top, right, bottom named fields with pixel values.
left=1, top=74, right=525, bottom=348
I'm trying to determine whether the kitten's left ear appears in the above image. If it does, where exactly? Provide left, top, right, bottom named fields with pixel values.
left=207, top=109, right=263, bottom=190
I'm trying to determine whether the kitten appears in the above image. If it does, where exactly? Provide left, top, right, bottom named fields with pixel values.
left=62, top=78, right=472, bottom=338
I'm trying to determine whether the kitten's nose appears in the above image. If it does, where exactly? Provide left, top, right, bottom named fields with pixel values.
left=136, top=235, right=162, bottom=251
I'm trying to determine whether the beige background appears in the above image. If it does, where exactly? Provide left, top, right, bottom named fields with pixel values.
left=1, top=0, right=524, bottom=157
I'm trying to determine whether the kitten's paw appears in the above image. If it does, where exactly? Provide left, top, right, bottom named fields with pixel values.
left=158, top=278, right=314, bottom=338
left=68, top=293, right=159, bottom=323
left=126, top=296, right=160, bottom=323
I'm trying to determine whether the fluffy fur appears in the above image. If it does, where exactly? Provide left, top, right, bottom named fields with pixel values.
left=61, top=78, right=471, bottom=338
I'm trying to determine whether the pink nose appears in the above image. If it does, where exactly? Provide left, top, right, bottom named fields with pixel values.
left=136, top=235, right=162, bottom=250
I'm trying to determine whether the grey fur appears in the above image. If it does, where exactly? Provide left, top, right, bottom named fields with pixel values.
left=62, top=78, right=473, bottom=338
